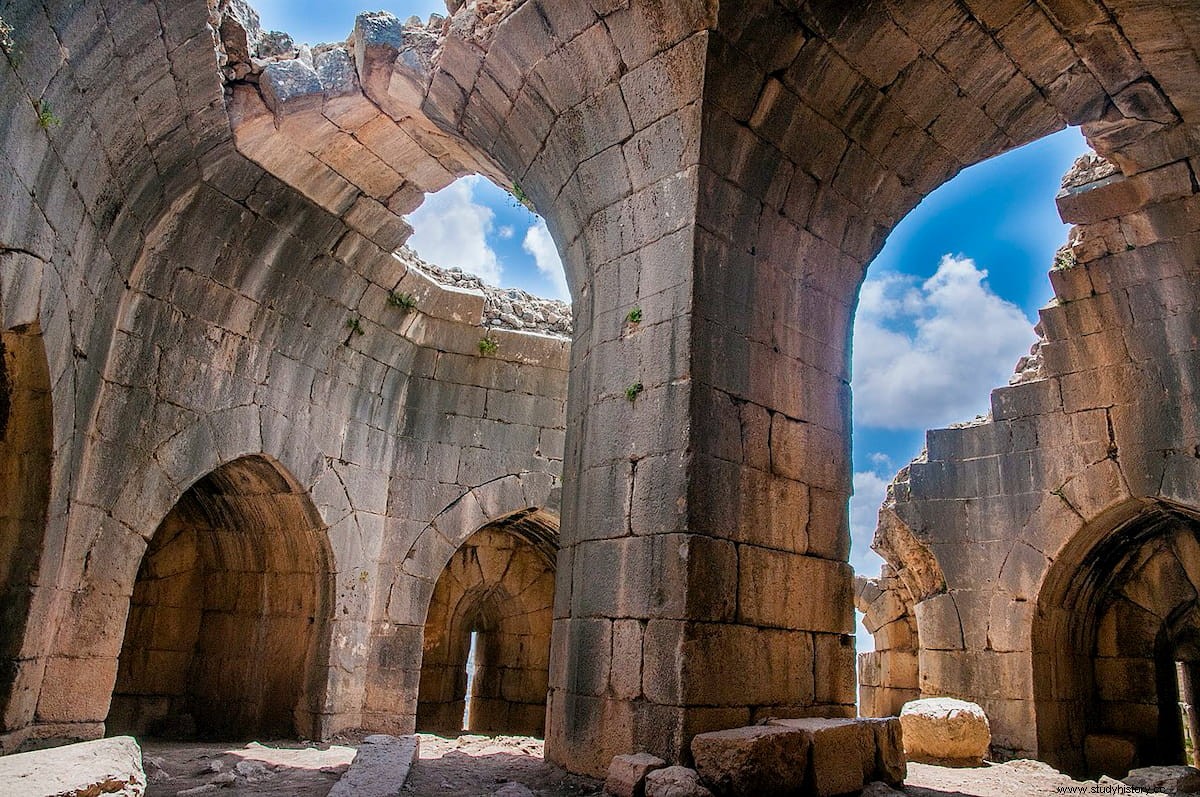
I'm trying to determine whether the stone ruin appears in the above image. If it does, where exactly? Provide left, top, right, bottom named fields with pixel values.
left=0, top=0, right=1198, bottom=790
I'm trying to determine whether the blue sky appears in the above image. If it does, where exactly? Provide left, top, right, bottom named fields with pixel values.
left=256, top=3, right=1088, bottom=651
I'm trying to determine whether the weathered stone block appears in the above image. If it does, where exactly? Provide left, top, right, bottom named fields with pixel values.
left=690, top=725, right=809, bottom=796
left=260, top=60, right=325, bottom=117
left=329, top=734, right=419, bottom=797
left=899, top=697, right=990, bottom=765
left=605, top=752, right=667, bottom=797
left=0, top=736, right=146, bottom=796
left=645, top=765, right=714, bottom=797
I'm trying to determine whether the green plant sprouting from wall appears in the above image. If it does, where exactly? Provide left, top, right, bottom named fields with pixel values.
left=1052, top=247, right=1077, bottom=270
left=346, top=316, right=365, bottom=336
left=388, top=290, right=417, bottom=312
left=625, top=382, right=644, bottom=403
left=35, top=100, right=60, bottom=130
left=510, top=182, right=536, bottom=213
left=0, top=15, right=14, bottom=54
left=478, top=335, right=500, bottom=356
left=625, top=307, right=643, bottom=325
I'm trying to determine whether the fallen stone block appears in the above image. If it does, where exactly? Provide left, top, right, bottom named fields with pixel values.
left=899, top=697, right=990, bottom=766
left=691, top=725, right=809, bottom=796
left=606, top=752, right=667, bottom=797
left=768, top=718, right=900, bottom=797
left=645, top=766, right=714, bottom=797
left=328, top=734, right=419, bottom=797
left=1124, top=766, right=1200, bottom=794
left=0, top=736, right=146, bottom=796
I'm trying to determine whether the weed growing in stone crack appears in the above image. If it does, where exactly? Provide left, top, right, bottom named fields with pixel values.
left=388, top=290, right=417, bottom=312
left=1053, top=248, right=1077, bottom=270
left=510, top=182, right=536, bottom=213
left=625, top=382, right=644, bottom=402
left=478, top=335, right=500, bottom=356
left=346, top=317, right=365, bottom=336
left=625, top=307, right=643, bottom=324
left=35, top=100, right=60, bottom=129
left=0, top=15, right=14, bottom=53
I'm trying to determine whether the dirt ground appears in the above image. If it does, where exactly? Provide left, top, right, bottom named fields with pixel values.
left=140, top=735, right=1138, bottom=797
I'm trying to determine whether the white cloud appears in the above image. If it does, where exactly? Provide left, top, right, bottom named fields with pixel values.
left=522, top=219, right=571, bottom=302
left=498, top=225, right=515, bottom=240
left=406, top=176, right=503, bottom=285
left=850, top=469, right=889, bottom=577
left=851, top=468, right=891, bottom=656
left=852, top=254, right=1036, bottom=429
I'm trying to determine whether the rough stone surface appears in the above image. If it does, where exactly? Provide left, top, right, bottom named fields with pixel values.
left=2, top=0, right=1200, bottom=789
left=644, top=766, right=714, bottom=797
left=899, top=698, right=991, bottom=766
left=328, top=734, right=420, bottom=797
left=1124, top=767, right=1200, bottom=795
left=605, top=752, right=667, bottom=797
left=0, top=736, right=146, bottom=796
left=690, top=725, right=809, bottom=796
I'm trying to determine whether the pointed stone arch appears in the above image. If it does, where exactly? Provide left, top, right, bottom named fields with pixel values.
left=1033, top=498, right=1200, bottom=776
left=416, top=509, right=558, bottom=735
left=107, top=454, right=334, bottom=740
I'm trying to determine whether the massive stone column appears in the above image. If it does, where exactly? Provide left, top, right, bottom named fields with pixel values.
left=429, top=2, right=868, bottom=774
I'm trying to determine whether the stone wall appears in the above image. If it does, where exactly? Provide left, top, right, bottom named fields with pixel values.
left=861, top=146, right=1200, bottom=776
left=1, top=0, right=1199, bottom=783
left=0, top=0, right=566, bottom=753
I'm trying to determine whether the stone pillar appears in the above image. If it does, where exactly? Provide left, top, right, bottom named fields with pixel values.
left=540, top=13, right=860, bottom=776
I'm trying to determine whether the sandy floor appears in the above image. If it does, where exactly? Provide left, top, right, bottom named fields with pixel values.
left=140, top=739, right=356, bottom=796
left=140, top=735, right=1138, bottom=797
left=403, top=734, right=603, bottom=796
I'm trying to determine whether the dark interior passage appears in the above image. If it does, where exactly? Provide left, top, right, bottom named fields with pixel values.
left=417, top=509, right=556, bottom=736
left=108, top=455, right=331, bottom=740
left=1036, top=503, right=1200, bottom=776
left=0, top=326, right=52, bottom=731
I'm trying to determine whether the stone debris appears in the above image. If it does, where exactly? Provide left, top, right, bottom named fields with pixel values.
left=0, top=736, right=147, bottom=796
left=644, top=766, right=714, bottom=797
left=398, top=247, right=572, bottom=336
left=328, top=734, right=420, bottom=797
left=605, top=752, right=667, bottom=797
left=1123, top=767, right=1200, bottom=795
left=494, top=783, right=536, bottom=796
left=1061, top=151, right=1121, bottom=191
left=899, top=697, right=991, bottom=766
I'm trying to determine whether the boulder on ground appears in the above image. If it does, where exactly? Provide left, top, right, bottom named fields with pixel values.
left=605, top=752, right=667, bottom=797
left=1123, top=766, right=1200, bottom=794
left=899, top=697, right=990, bottom=765
left=0, top=735, right=146, bottom=796
left=645, top=766, right=714, bottom=797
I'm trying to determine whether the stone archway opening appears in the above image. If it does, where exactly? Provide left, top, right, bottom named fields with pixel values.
left=0, top=325, right=52, bottom=732
left=107, top=455, right=332, bottom=741
left=417, top=509, right=557, bottom=737
left=1034, top=501, right=1200, bottom=777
